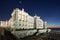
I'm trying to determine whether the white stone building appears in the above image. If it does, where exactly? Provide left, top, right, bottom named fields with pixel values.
left=34, top=15, right=43, bottom=29
left=0, top=8, right=47, bottom=30
left=11, top=8, right=34, bottom=29
left=0, top=8, right=50, bottom=38
left=0, top=21, right=8, bottom=27
left=43, top=21, right=47, bottom=29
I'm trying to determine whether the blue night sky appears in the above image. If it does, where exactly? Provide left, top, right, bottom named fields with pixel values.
left=0, top=0, right=60, bottom=26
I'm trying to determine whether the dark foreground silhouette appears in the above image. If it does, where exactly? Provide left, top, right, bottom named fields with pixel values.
left=0, top=28, right=60, bottom=40
left=0, top=29, right=21, bottom=40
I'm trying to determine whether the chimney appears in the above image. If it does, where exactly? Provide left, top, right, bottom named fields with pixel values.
left=22, top=8, right=24, bottom=12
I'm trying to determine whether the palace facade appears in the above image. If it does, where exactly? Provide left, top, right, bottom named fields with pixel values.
left=0, top=8, right=51, bottom=38
left=0, top=8, right=47, bottom=30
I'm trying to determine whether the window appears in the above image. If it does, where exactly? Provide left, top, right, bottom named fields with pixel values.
left=19, top=24, right=21, bottom=26
left=19, top=19, right=21, bottom=21
left=26, top=16, right=27, bottom=22
left=25, top=25, right=27, bottom=26
left=22, top=15, right=25, bottom=21
left=13, top=13, right=16, bottom=21
left=23, top=24, right=24, bottom=26
left=23, top=20, right=24, bottom=22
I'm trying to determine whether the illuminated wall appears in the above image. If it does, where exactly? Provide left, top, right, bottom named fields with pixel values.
left=0, top=8, right=47, bottom=30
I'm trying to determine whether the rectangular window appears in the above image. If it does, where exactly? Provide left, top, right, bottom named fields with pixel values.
left=18, top=14, right=21, bottom=20
left=19, top=24, right=21, bottom=26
